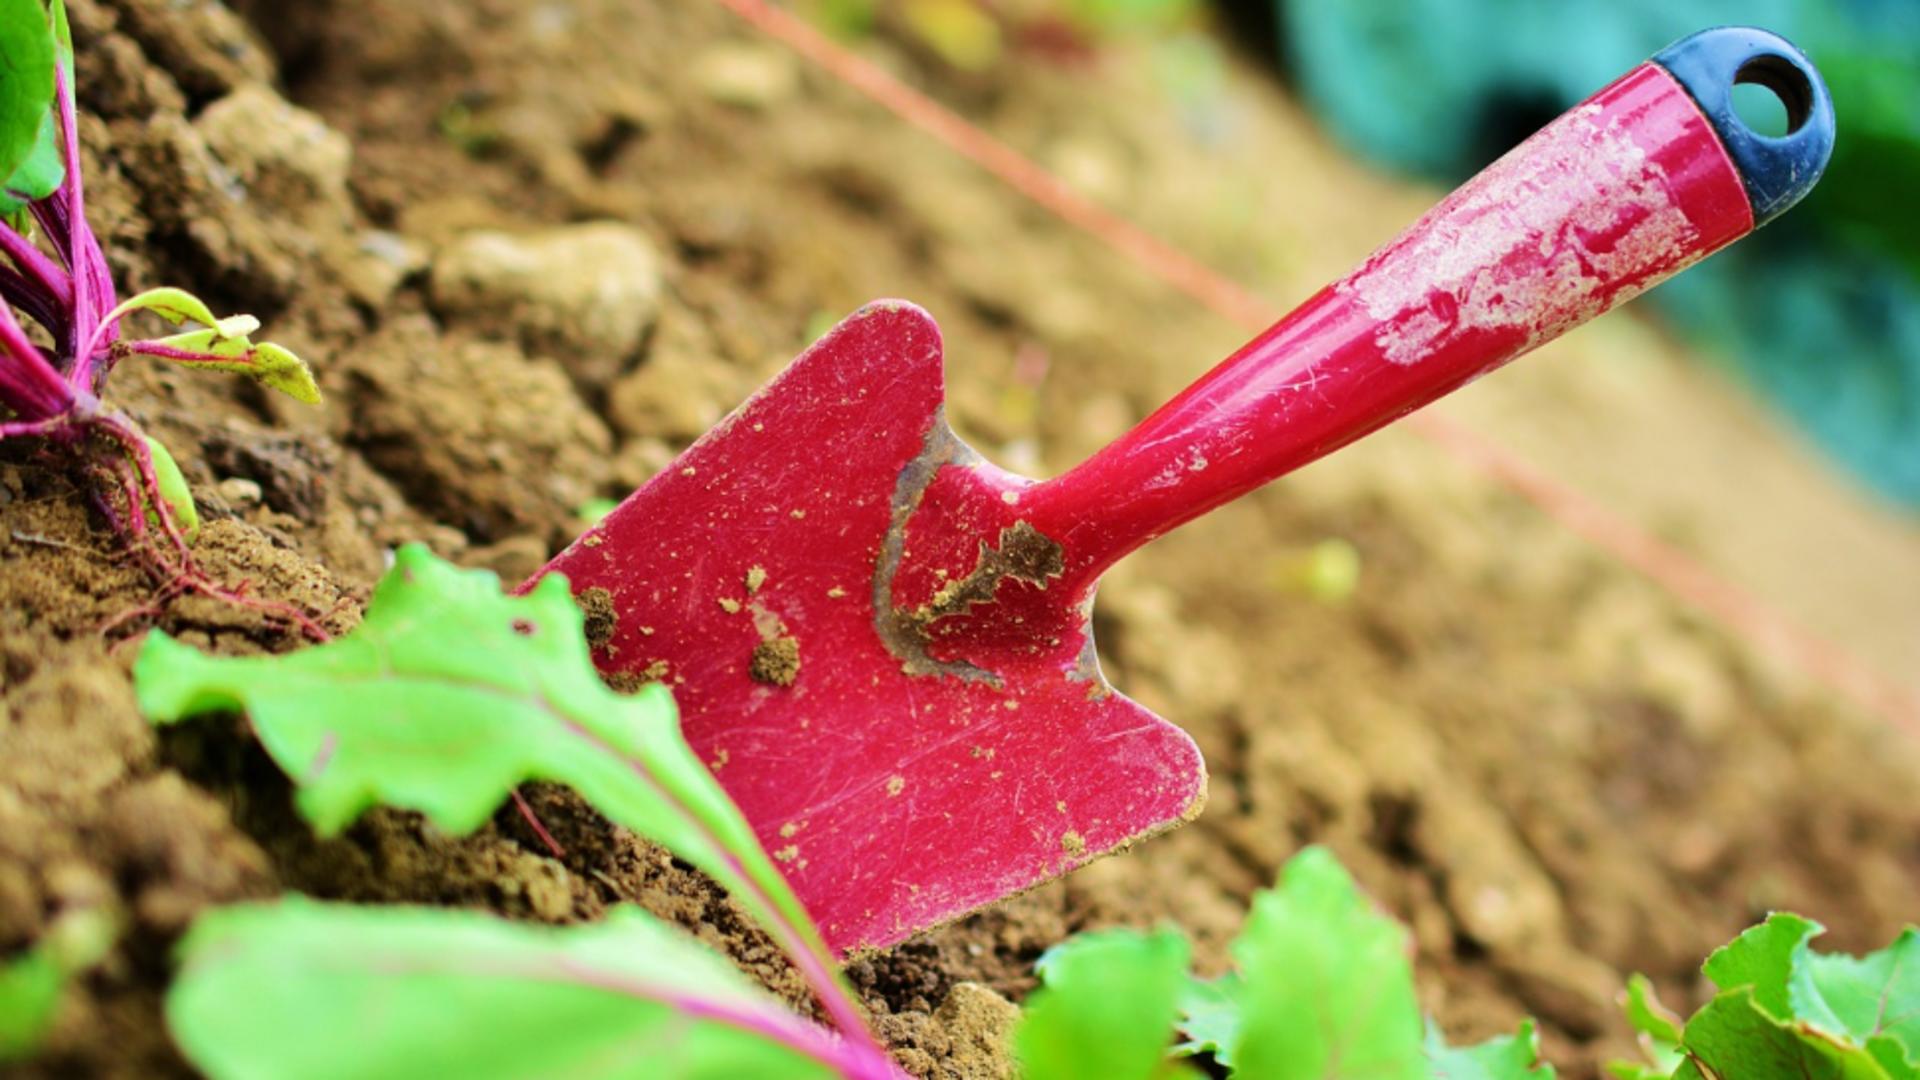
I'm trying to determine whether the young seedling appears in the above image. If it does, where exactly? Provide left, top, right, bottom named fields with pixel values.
left=0, top=909, right=114, bottom=1062
left=0, top=0, right=321, bottom=633
left=167, top=901, right=886, bottom=1080
left=135, top=546, right=898, bottom=1078
left=1013, top=847, right=1556, bottom=1080
left=1613, top=915, right=1919, bottom=1080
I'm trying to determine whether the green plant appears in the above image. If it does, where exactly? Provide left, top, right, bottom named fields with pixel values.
left=137, top=544, right=899, bottom=1078
left=0, top=909, right=115, bottom=1062
left=1612, top=915, right=1919, bottom=1080
left=1012, top=847, right=1555, bottom=1079
left=130, top=548, right=1916, bottom=1079
left=167, top=902, right=871, bottom=1079
left=0, top=0, right=321, bottom=632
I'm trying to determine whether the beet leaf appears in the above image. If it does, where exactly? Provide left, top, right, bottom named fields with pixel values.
left=0, top=909, right=114, bottom=1062
left=134, top=544, right=892, bottom=1072
left=166, top=900, right=864, bottom=1080
left=1424, top=1019, right=1555, bottom=1080
left=1014, top=928, right=1193, bottom=1080
left=1613, top=914, right=1919, bottom=1080
left=1201, top=849, right=1552, bottom=1078
left=0, top=0, right=55, bottom=194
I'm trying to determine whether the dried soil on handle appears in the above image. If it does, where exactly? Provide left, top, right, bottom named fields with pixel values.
left=1, top=2, right=1915, bottom=1078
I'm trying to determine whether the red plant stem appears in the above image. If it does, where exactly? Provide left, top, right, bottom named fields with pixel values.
left=44, top=64, right=116, bottom=394
left=0, top=262, right=68, bottom=346
left=0, top=416, right=65, bottom=438
left=510, top=790, right=568, bottom=859
left=120, top=339, right=249, bottom=365
left=556, top=717, right=890, bottom=1072
left=0, top=224, right=72, bottom=313
left=0, top=299, right=74, bottom=420
left=710, top=0, right=1920, bottom=737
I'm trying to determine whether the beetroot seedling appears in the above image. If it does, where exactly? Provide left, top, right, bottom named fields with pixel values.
left=167, top=902, right=890, bottom=1080
left=0, top=0, right=321, bottom=633
left=136, top=546, right=898, bottom=1078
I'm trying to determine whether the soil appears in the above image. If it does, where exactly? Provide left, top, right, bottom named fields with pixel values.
left=3, top=2, right=1916, bottom=1078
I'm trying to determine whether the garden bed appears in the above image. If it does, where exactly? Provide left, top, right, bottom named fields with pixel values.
left=2, top=1, right=1915, bottom=1077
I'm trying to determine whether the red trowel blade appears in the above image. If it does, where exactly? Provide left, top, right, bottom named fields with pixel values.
left=534, top=302, right=1204, bottom=954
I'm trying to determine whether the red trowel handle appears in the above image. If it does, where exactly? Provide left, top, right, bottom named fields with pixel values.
left=1019, top=27, right=1833, bottom=591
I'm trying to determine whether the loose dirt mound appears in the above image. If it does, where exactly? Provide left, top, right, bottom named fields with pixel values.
left=3, top=2, right=1914, bottom=1077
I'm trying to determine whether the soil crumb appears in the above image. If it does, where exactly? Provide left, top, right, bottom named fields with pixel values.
left=746, top=565, right=768, bottom=593
left=920, top=521, right=1064, bottom=622
left=579, top=586, right=616, bottom=650
left=750, top=636, right=801, bottom=686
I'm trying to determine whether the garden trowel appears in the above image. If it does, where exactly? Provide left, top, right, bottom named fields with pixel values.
left=529, top=27, right=1832, bottom=955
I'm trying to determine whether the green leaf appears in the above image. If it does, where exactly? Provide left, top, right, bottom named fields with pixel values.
left=0, top=947, right=62, bottom=1062
left=0, top=909, right=115, bottom=1062
left=1014, top=928, right=1190, bottom=1080
left=107, top=286, right=229, bottom=330
left=0, top=0, right=54, bottom=196
left=0, top=108, right=63, bottom=214
left=578, top=497, right=619, bottom=524
left=1703, top=913, right=1824, bottom=1020
left=1229, top=847, right=1426, bottom=1080
left=1609, top=974, right=1685, bottom=1078
left=1791, top=928, right=1920, bottom=1077
left=1603, top=1065, right=1670, bottom=1080
left=143, top=434, right=200, bottom=543
left=133, top=544, right=836, bottom=993
left=1426, top=1019, right=1556, bottom=1079
left=46, top=0, right=65, bottom=56
left=204, top=340, right=322, bottom=405
left=1174, top=973, right=1243, bottom=1066
left=1623, top=975, right=1685, bottom=1048
left=1675, top=988, right=1892, bottom=1080
left=167, top=899, right=845, bottom=1080
left=110, top=288, right=322, bottom=405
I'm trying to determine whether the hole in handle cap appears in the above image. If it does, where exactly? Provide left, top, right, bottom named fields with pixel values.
left=1654, top=26, right=1835, bottom=227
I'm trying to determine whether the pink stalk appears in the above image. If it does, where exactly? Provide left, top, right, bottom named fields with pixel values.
left=557, top=717, right=892, bottom=1074
left=120, top=339, right=256, bottom=366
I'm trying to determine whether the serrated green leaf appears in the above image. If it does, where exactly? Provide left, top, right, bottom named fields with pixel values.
left=133, top=544, right=834, bottom=997
left=1230, top=847, right=1425, bottom=1080
left=1425, top=1018, right=1556, bottom=1079
left=1174, top=973, right=1243, bottom=1066
left=0, top=0, right=55, bottom=196
left=1676, top=987, right=1892, bottom=1080
left=1791, top=928, right=1920, bottom=1076
left=1014, top=928, right=1190, bottom=1080
left=0, top=946, right=62, bottom=1061
left=142, top=434, right=199, bottom=543
left=1703, top=913, right=1824, bottom=1020
left=1623, top=974, right=1685, bottom=1047
left=167, top=900, right=844, bottom=1080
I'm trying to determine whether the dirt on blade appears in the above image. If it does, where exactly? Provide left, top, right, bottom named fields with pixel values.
left=1, top=2, right=1914, bottom=1078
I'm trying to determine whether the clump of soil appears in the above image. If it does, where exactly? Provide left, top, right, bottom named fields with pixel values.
left=750, top=636, right=801, bottom=686
left=3, top=2, right=1915, bottom=1079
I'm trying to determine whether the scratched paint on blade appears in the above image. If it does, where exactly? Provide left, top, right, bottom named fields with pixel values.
left=1338, top=103, right=1698, bottom=366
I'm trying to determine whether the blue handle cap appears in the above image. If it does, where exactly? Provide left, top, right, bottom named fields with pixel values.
left=1654, top=26, right=1835, bottom=227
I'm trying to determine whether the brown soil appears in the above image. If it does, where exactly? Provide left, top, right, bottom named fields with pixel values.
left=3, top=2, right=1916, bottom=1078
